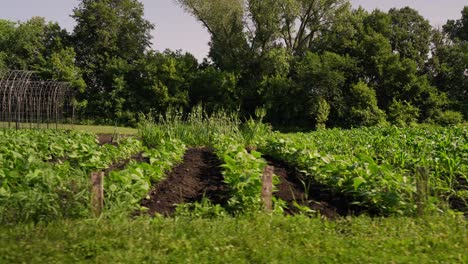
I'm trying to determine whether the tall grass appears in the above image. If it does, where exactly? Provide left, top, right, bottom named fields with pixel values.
left=138, top=105, right=244, bottom=147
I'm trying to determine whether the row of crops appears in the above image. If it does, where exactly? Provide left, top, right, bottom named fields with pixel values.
left=0, top=129, right=186, bottom=223
left=1, top=125, right=467, bottom=223
left=260, top=126, right=468, bottom=215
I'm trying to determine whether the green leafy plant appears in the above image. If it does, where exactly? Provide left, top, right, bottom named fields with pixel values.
left=261, top=126, right=468, bottom=215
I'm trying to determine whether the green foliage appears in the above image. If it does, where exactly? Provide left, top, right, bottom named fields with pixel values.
left=241, top=107, right=272, bottom=146
left=190, top=66, right=239, bottom=113
left=138, top=106, right=242, bottom=147
left=106, top=139, right=185, bottom=214
left=1, top=2, right=467, bottom=128
left=348, top=81, right=386, bottom=127
left=261, top=126, right=468, bottom=215
left=72, top=0, right=154, bottom=122
left=443, top=6, right=468, bottom=42
left=388, top=7, right=432, bottom=67
left=260, top=74, right=304, bottom=126
left=432, top=110, right=464, bottom=126
left=0, top=215, right=466, bottom=263
left=0, top=129, right=144, bottom=224
left=0, top=17, right=84, bottom=93
left=295, top=51, right=357, bottom=127
left=175, top=197, right=228, bottom=218
left=212, top=134, right=271, bottom=214
left=388, top=99, right=420, bottom=126
left=315, top=98, right=330, bottom=129
left=430, top=31, right=468, bottom=118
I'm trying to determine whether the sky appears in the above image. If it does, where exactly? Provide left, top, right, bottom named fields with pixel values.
left=0, top=0, right=466, bottom=61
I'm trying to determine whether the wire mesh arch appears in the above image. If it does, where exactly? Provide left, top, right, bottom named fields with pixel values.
left=0, top=70, right=75, bottom=129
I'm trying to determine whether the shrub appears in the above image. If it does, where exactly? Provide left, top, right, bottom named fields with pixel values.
left=433, top=110, right=463, bottom=126
left=315, top=98, right=330, bottom=130
left=388, top=99, right=420, bottom=126
left=348, top=81, right=387, bottom=127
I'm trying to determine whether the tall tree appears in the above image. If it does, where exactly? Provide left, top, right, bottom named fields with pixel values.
left=387, top=7, right=432, bottom=68
left=430, top=6, right=468, bottom=118
left=72, top=0, right=154, bottom=121
left=0, top=18, right=83, bottom=89
left=177, top=0, right=350, bottom=118
left=177, top=0, right=349, bottom=61
left=443, top=6, right=468, bottom=42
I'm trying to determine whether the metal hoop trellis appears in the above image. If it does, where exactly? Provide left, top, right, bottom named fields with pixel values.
left=0, top=70, right=75, bottom=129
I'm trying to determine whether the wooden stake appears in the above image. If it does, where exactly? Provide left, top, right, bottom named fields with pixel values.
left=415, top=167, right=429, bottom=216
left=90, top=171, right=104, bottom=216
left=262, top=166, right=274, bottom=212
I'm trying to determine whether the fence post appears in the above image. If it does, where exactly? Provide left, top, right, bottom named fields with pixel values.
left=90, top=171, right=104, bottom=216
left=415, top=167, right=429, bottom=216
left=262, top=165, right=274, bottom=212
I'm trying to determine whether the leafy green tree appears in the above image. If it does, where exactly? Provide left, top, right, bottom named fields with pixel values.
left=0, top=20, right=16, bottom=69
left=190, top=66, right=239, bottom=113
left=178, top=0, right=349, bottom=60
left=260, top=74, right=305, bottom=126
left=294, top=51, right=358, bottom=127
left=124, top=50, right=198, bottom=121
left=0, top=17, right=70, bottom=72
left=177, top=0, right=248, bottom=71
left=72, top=0, right=154, bottom=121
left=348, top=81, right=386, bottom=127
left=177, top=0, right=350, bottom=120
left=388, top=7, right=432, bottom=68
left=443, top=6, right=468, bottom=42
left=429, top=7, right=468, bottom=118
left=430, top=42, right=468, bottom=118
left=0, top=18, right=84, bottom=96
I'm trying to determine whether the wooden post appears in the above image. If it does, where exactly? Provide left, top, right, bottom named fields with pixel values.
left=90, top=171, right=104, bottom=216
left=262, top=166, right=274, bottom=212
left=415, top=167, right=429, bottom=216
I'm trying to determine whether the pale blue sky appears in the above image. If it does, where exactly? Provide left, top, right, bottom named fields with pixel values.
left=0, top=0, right=466, bottom=61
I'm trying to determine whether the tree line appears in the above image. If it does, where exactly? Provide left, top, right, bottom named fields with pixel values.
left=0, top=0, right=466, bottom=128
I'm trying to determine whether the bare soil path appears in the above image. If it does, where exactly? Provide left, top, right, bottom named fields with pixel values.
left=141, top=147, right=229, bottom=216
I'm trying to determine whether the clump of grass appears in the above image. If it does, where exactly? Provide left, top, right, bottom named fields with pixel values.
left=138, top=105, right=244, bottom=147
left=241, top=107, right=273, bottom=147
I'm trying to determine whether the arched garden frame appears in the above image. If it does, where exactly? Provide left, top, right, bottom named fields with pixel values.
left=0, top=70, right=75, bottom=129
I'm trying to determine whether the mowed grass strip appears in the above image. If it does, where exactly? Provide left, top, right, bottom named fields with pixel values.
left=0, top=215, right=466, bottom=263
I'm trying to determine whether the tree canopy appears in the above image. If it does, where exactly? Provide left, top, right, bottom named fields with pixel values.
left=0, top=1, right=466, bottom=128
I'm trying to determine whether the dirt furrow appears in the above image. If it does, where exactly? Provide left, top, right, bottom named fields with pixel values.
left=141, top=147, right=229, bottom=216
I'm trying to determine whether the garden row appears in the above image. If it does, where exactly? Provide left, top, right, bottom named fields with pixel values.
left=0, top=130, right=185, bottom=223
left=1, top=125, right=467, bottom=223
left=0, top=128, right=273, bottom=223
left=259, top=126, right=468, bottom=215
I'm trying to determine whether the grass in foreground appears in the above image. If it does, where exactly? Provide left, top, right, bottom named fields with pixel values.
left=0, top=215, right=466, bottom=263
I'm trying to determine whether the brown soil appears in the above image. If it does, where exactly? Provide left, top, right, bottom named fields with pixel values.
left=97, top=134, right=118, bottom=146
left=449, top=176, right=467, bottom=214
left=265, top=155, right=366, bottom=219
left=141, top=147, right=229, bottom=216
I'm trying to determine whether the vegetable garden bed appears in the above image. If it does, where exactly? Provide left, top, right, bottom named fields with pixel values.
left=141, top=147, right=229, bottom=216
